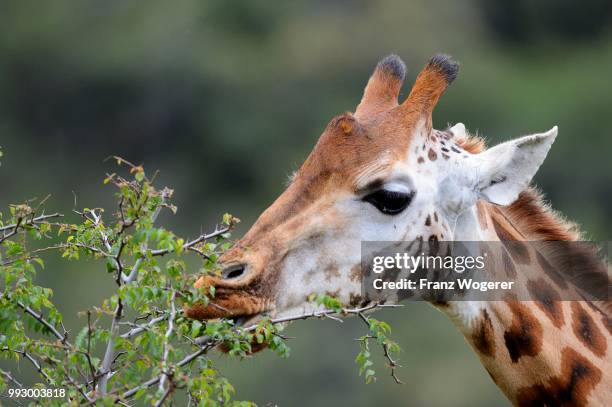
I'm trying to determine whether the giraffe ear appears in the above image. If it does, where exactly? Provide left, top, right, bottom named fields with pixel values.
left=474, top=126, right=558, bottom=205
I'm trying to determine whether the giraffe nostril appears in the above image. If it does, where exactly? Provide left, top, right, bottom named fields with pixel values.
left=221, top=264, right=246, bottom=280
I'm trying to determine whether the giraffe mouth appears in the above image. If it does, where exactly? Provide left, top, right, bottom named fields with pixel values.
left=231, top=314, right=260, bottom=328
left=231, top=306, right=277, bottom=328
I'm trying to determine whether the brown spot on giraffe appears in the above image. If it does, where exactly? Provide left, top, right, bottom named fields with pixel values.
left=414, top=235, right=424, bottom=253
left=349, top=264, right=362, bottom=283
left=417, top=156, right=425, bottom=164
left=516, top=347, right=602, bottom=407
left=536, top=251, right=568, bottom=289
left=472, top=309, right=496, bottom=357
left=324, top=263, right=341, bottom=281
left=428, top=235, right=439, bottom=256
left=571, top=302, right=607, bottom=358
left=503, top=300, right=543, bottom=363
left=602, top=315, right=612, bottom=336
left=425, top=215, right=432, bottom=226
left=325, top=289, right=340, bottom=299
left=433, top=211, right=439, bottom=223
left=501, top=248, right=517, bottom=278
left=527, top=278, right=564, bottom=328
left=492, top=217, right=530, bottom=264
left=585, top=301, right=612, bottom=336
left=349, top=293, right=364, bottom=307
left=303, top=269, right=315, bottom=284
left=428, top=148, right=437, bottom=161
left=442, top=153, right=450, bottom=160
left=476, top=201, right=488, bottom=230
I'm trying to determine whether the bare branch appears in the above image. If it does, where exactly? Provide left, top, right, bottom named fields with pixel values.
left=2, top=348, right=52, bottom=384
left=0, top=367, right=23, bottom=388
left=0, top=213, right=63, bottom=232
left=85, top=311, right=97, bottom=389
left=149, top=226, right=230, bottom=257
left=154, top=380, right=173, bottom=407
left=16, top=301, right=70, bottom=346
left=158, top=290, right=177, bottom=392
left=64, top=370, right=94, bottom=403
left=0, top=217, right=22, bottom=244
left=120, top=314, right=168, bottom=339
left=97, top=300, right=123, bottom=394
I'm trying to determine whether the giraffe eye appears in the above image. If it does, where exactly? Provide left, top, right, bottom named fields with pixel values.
left=363, top=189, right=414, bottom=215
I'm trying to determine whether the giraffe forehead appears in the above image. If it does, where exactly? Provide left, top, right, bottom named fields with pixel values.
left=293, top=115, right=424, bottom=191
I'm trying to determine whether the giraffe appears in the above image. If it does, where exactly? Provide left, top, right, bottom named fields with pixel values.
left=186, top=54, right=611, bottom=406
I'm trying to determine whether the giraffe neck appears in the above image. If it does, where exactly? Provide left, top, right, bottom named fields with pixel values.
left=439, top=200, right=612, bottom=406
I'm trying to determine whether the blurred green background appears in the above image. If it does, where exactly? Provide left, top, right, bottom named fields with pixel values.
left=1, top=1, right=611, bottom=405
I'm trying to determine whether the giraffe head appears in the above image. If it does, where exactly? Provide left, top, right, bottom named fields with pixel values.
left=186, top=54, right=557, bottom=328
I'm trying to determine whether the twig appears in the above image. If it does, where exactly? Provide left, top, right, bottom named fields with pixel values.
left=324, top=313, right=344, bottom=323
left=0, top=367, right=23, bottom=388
left=158, top=290, right=177, bottom=392
left=16, top=301, right=70, bottom=346
left=2, top=348, right=52, bottom=384
left=121, top=189, right=170, bottom=283
left=383, top=342, right=403, bottom=384
left=64, top=370, right=94, bottom=403
left=149, top=226, right=230, bottom=257
left=120, top=314, right=168, bottom=339
left=97, top=301, right=123, bottom=394
left=111, top=351, right=127, bottom=367
left=86, top=311, right=97, bottom=389
left=154, top=381, right=173, bottom=407
left=89, top=209, right=124, bottom=278
left=0, top=213, right=63, bottom=232
left=1, top=241, right=114, bottom=266
left=0, top=217, right=22, bottom=244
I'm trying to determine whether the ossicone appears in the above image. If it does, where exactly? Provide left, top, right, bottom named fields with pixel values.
left=399, top=54, right=460, bottom=127
left=355, top=54, right=407, bottom=118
